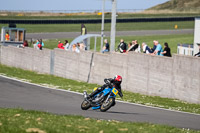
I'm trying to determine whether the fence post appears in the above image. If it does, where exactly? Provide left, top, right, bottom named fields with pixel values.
left=50, top=50, right=55, bottom=75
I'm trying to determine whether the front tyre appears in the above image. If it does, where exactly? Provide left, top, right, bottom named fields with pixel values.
left=81, top=100, right=91, bottom=110
left=100, top=97, right=115, bottom=112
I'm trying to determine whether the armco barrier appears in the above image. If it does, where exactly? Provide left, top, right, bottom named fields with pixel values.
left=0, top=17, right=194, bottom=24
left=0, top=46, right=199, bottom=104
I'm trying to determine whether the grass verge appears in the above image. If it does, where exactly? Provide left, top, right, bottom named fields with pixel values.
left=0, top=108, right=199, bottom=133
left=0, top=64, right=200, bottom=114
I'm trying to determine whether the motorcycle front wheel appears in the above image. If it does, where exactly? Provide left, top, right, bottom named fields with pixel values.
left=100, top=97, right=114, bottom=112
left=81, top=100, right=91, bottom=110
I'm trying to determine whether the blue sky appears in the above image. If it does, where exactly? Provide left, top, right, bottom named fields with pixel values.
left=0, top=0, right=169, bottom=11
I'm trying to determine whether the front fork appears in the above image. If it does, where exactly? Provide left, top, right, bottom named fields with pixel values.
left=104, top=93, right=111, bottom=104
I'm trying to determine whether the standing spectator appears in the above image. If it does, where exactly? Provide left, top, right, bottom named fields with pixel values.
left=81, top=24, right=87, bottom=35
left=161, top=42, right=172, bottom=57
left=23, top=40, right=29, bottom=47
left=58, top=41, right=64, bottom=49
left=194, top=44, right=200, bottom=57
left=152, top=40, right=163, bottom=56
left=81, top=24, right=87, bottom=46
left=102, top=39, right=109, bottom=53
left=64, top=40, right=70, bottom=50
left=5, top=32, right=10, bottom=41
left=117, top=39, right=127, bottom=53
left=142, top=42, right=152, bottom=54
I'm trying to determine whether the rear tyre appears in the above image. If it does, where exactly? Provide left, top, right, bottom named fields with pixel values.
left=81, top=100, right=91, bottom=110
left=100, top=97, right=115, bottom=112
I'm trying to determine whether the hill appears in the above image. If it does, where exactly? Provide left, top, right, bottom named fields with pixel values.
left=148, top=0, right=200, bottom=11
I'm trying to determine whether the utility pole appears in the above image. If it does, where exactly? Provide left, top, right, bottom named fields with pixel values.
left=100, top=0, right=105, bottom=52
left=110, top=0, right=117, bottom=52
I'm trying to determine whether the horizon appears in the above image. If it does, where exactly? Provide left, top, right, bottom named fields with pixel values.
left=0, top=0, right=169, bottom=12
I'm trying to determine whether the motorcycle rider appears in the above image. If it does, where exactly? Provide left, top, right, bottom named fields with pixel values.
left=87, top=75, right=123, bottom=100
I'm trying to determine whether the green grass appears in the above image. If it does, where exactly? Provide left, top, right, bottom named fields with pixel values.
left=0, top=21, right=194, bottom=33
left=41, top=34, right=194, bottom=54
left=1, top=108, right=199, bottom=133
left=0, top=64, right=200, bottom=114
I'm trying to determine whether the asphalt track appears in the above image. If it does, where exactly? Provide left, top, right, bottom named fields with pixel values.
left=0, top=76, right=200, bottom=130
left=26, top=29, right=194, bottom=39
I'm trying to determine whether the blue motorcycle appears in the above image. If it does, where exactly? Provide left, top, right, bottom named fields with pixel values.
left=81, top=87, right=120, bottom=112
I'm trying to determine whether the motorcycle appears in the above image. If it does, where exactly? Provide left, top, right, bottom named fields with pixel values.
left=81, top=86, right=120, bottom=112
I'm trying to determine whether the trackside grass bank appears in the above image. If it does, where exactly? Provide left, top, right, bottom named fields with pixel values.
left=0, top=64, right=200, bottom=114
left=0, top=108, right=200, bottom=133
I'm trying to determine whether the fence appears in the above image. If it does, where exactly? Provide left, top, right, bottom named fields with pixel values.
left=0, top=45, right=200, bottom=104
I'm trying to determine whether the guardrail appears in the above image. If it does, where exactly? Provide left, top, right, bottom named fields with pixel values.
left=0, top=17, right=195, bottom=24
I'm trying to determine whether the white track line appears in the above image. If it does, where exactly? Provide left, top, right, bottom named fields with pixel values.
left=0, top=74, right=200, bottom=116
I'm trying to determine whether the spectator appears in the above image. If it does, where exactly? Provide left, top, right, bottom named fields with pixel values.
left=58, top=41, right=64, bottom=49
left=72, top=44, right=80, bottom=53
left=38, top=39, right=44, bottom=50
left=117, top=39, right=127, bottom=53
left=127, top=40, right=140, bottom=53
left=79, top=42, right=86, bottom=51
left=152, top=40, right=163, bottom=56
left=161, top=42, right=172, bottom=57
left=81, top=24, right=87, bottom=35
left=102, top=39, right=109, bottom=53
left=23, top=40, right=29, bottom=47
left=64, top=40, right=70, bottom=50
left=126, top=41, right=134, bottom=52
left=134, top=40, right=141, bottom=53
left=5, top=32, right=10, bottom=41
left=142, top=42, right=152, bottom=54
left=194, top=44, right=200, bottom=57
left=34, top=39, right=39, bottom=49
left=151, top=40, right=157, bottom=53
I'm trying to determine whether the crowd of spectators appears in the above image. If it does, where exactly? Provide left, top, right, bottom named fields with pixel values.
left=17, top=37, right=200, bottom=58
left=109, top=39, right=172, bottom=57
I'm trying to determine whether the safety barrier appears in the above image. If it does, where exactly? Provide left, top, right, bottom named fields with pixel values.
left=0, top=17, right=194, bottom=24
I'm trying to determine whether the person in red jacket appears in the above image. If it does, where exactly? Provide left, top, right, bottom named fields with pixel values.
left=23, top=40, right=29, bottom=47
left=5, top=32, right=10, bottom=41
left=58, top=41, right=64, bottom=49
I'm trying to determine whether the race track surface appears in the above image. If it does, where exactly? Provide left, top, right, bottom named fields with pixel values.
left=0, top=76, right=200, bottom=130
left=26, top=29, right=194, bottom=39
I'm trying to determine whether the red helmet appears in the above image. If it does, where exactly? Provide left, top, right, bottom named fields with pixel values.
left=114, top=75, right=122, bottom=85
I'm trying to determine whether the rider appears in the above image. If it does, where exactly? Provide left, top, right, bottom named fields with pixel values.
left=87, top=75, right=123, bottom=99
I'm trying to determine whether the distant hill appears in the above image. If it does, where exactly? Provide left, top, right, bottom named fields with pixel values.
left=148, top=0, right=200, bottom=11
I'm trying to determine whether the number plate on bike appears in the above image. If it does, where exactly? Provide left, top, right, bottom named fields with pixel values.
left=112, top=88, right=118, bottom=95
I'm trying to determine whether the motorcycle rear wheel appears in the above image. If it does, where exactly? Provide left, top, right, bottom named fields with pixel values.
left=81, top=100, right=91, bottom=110
left=100, top=97, right=114, bottom=112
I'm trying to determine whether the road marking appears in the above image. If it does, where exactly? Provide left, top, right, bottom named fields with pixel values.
left=0, top=74, right=200, bottom=116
